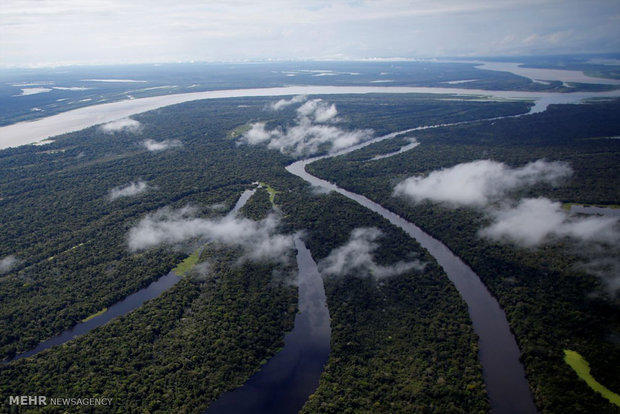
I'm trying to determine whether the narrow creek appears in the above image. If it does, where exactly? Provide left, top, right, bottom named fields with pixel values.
left=286, top=136, right=539, bottom=414
left=3, top=87, right=579, bottom=411
left=5, top=189, right=256, bottom=363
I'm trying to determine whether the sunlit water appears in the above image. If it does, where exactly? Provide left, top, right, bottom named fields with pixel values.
left=3, top=84, right=620, bottom=149
left=472, top=61, right=620, bottom=85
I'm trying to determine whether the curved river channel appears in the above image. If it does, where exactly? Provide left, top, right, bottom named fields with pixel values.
left=7, top=83, right=603, bottom=411
left=6, top=188, right=255, bottom=363
left=285, top=132, right=539, bottom=414
left=206, top=236, right=331, bottom=414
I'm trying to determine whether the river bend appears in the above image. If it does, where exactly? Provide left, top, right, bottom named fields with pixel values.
left=286, top=142, right=539, bottom=414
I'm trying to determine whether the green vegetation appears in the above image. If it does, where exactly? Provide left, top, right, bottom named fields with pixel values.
left=0, top=244, right=297, bottom=413
left=172, top=249, right=201, bottom=276
left=3, top=93, right=617, bottom=412
left=564, top=350, right=620, bottom=408
left=280, top=187, right=488, bottom=413
left=226, top=123, right=252, bottom=139
left=0, top=97, right=292, bottom=359
left=81, top=307, right=107, bottom=322
left=309, top=98, right=620, bottom=413
left=259, top=182, right=279, bottom=206
left=0, top=95, right=526, bottom=412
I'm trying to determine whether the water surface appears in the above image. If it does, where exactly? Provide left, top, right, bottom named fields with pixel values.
left=7, top=271, right=180, bottom=362
left=473, top=61, right=620, bottom=85
left=286, top=141, right=538, bottom=414
left=5, top=190, right=256, bottom=363
left=206, top=236, right=330, bottom=414
left=3, top=85, right=620, bottom=149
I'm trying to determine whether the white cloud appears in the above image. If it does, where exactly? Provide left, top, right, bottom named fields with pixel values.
left=192, top=261, right=212, bottom=280
left=109, top=180, right=149, bottom=200
left=15, top=88, right=52, bottom=96
left=127, top=206, right=294, bottom=263
left=296, top=99, right=338, bottom=123
left=100, top=118, right=142, bottom=134
left=241, top=99, right=373, bottom=156
left=52, top=86, right=90, bottom=91
left=0, top=255, right=18, bottom=274
left=578, top=257, right=620, bottom=292
left=141, top=138, right=182, bottom=151
left=319, top=227, right=425, bottom=279
left=394, top=159, right=572, bottom=207
left=270, top=95, right=307, bottom=110
left=479, top=197, right=619, bottom=247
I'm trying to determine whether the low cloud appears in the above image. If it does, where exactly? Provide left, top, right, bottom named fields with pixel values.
left=127, top=206, right=294, bottom=263
left=100, top=118, right=142, bottom=134
left=192, top=261, right=212, bottom=280
left=296, top=99, right=338, bottom=123
left=109, top=181, right=149, bottom=200
left=241, top=99, right=373, bottom=156
left=141, top=138, right=182, bottom=151
left=479, top=197, right=619, bottom=247
left=0, top=255, right=18, bottom=274
left=394, top=159, right=572, bottom=207
left=319, top=227, right=425, bottom=279
left=270, top=95, right=307, bottom=110
left=578, top=257, right=620, bottom=292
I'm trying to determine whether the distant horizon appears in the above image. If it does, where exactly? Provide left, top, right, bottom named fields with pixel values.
left=2, top=53, right=620, bottom=71
left=2, top=0, right=619, bottom=68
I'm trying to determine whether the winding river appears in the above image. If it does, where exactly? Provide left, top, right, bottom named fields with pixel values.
left=5, top=83, right=616, bottom=411
left=286, top=133, right=539, bottom=414
left=5, top=189, right=256, bottom=363
left=3, top=84, right=620, bottom=149
left=206, top=236, right=330, bottom=414
left=7, top=271, right=181, bottom=363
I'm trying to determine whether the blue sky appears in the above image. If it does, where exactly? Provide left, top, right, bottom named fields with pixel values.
left=2, top=0, right=620, bottom=67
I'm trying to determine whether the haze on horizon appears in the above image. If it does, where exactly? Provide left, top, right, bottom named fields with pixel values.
left=2, top=0, right=620, bottom=68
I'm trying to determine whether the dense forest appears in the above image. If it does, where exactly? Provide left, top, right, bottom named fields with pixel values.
left=0, top=95, right=528, bottom=412
left=1, top=94, right=618, bottom=412
left=308, top=99, right=620, bottom=413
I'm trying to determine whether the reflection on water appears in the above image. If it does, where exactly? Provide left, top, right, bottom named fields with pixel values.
left=6, top=271, right=181, bottom=363
left=5, top=189, right=257, bottom=364
left=3, top=85, right=620, bottom=149
left=370, top=139, right=420, bottom=160
left=206, top=235, right=330, bottom=414
left=473, top=61, right=620, bottom=85
left=286, top=142, right=538, bottom=413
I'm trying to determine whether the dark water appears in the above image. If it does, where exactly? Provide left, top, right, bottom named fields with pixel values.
left=7, top=271, right=180, bottom=362
left=287, top=157, right=538, bottom=414
left=6, top=189, right=257, bottom=363
left=206, top=236, right=331, bottom=414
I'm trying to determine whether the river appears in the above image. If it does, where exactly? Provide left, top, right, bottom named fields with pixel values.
left=286, top=136, right=539, bottom=414
left=5, top=82, right=609, bottom=411
left=6, top=271, right=181, bottom=363
left=205, top=236, right=330, bottom=414
left=3, top=84, right=620, bottom=149
left=471, top=61, right=620, bottom=86
left=5, top=189, right=256, bottom=363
